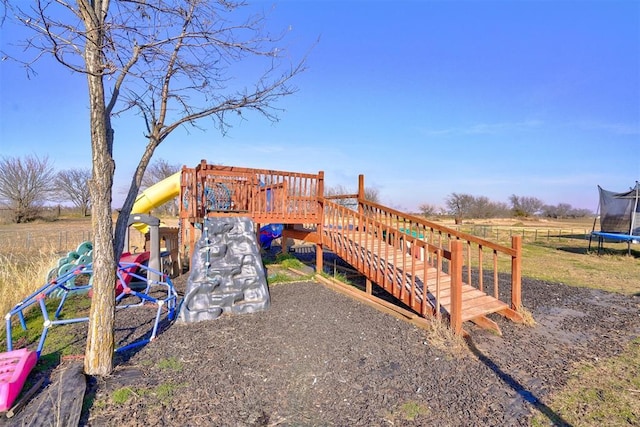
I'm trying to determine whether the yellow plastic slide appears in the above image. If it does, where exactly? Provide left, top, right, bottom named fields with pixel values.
left=131, top=172, right=181, bottom=233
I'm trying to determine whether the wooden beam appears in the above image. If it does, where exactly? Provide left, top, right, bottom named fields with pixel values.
left=281, top=228, right=320, bottom=243
left=6, top=377, right=45, bottom=418
left=470, top=315, right=503, bottom=336
left=315, top=275, right=433, bottom=331
left=497, top=307, right=525, bottom=323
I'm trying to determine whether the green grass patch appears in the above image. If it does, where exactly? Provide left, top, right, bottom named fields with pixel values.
left=153, top=382, right=184, bottom=402
left=520, top=241, right=640, bottom=295
left=319, top=270, right=352, bottom=285
left=112, top=387, right=136, bottom=405
left=384, top=400, right=430, bottom=422
left=399, top=400, right=430, bottom=421
left=157, top=356, right=183, bottom=371
left=264, top=252, right=306, bottom=269
left=532, top=339, right=640, bottom=427
left=1, top=293, right=91, bottom=356
left=279, top=257, right=305, bottom=269
left=267, top=272, right=297, bottom=285
left=108, top=381, right=184, bottom=406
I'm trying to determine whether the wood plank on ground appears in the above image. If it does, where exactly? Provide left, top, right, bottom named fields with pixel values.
left=16, top=359, right=86, bottom=427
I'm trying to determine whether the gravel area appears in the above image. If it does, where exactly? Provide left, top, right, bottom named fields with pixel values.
left=5, top=256, right=640, bottom=426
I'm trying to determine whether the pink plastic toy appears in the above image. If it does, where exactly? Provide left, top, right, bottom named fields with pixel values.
left=0, top=348, right=37, bottom=412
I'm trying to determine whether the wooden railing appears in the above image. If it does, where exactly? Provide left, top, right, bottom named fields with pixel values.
left=180, top=161, right=324, bottom=225
left=323, top=197, right=522, bottom=332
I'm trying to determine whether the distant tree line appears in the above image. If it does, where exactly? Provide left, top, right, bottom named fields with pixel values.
left=0, top=154, right=179, bottom=223
left=1, top=153, right=591, bottom=224
left=419, top=193, right=592, bottom=223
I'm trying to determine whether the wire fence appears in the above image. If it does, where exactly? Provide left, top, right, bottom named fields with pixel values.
left=459, top=225, right=592, bottom=244
left=0, top=230, right=94, bottom=254
left=1, top=225, right=596, bottom=256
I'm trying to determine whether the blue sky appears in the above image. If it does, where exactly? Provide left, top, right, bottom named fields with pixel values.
left=1, top=0, right=639, bottom=213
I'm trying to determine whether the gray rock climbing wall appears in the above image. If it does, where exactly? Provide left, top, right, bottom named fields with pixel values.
left=178, top=217, right=270, bottom=323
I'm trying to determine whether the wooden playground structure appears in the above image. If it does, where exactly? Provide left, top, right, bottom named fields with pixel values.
left=178, top=160, right=524, bottom=335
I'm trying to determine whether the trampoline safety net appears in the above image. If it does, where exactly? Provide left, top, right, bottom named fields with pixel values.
left=598, top=182, right=640, bottom=236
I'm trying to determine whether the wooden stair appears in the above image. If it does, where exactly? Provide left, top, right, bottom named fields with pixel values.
left=323, top=227, right=520, bottom=335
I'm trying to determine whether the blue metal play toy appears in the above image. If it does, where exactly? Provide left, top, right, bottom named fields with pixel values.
left=4, top=260, right=177, bottom=357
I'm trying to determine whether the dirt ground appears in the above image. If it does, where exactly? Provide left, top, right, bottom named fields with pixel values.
left=3, top=253, right=640, bottom=426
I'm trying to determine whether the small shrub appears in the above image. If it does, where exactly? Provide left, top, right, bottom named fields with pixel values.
left=517, top=305, right=536, bottom=326
left=424, top=316, right=467, bottom=356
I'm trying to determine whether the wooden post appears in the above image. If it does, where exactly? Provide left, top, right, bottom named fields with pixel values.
left=366, top=278, right=372, bottom=295
left=450, top=240, right=463, bottom=335
left=281, top=225, right=291, bottom=256
left=511, top=235, right=522, bottom=310
left=316, top=171, right=325, bottom=274
left=357, top=174, right=365, bottom=217
left=188, top=221, right=196, bottom=272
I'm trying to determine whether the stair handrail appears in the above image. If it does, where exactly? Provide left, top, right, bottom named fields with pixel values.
left=323, top=195, right=522, bottom=315
left=357, top=199, right=522, bottom=309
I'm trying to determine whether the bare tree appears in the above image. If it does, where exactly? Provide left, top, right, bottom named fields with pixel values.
left=418, top=203, right=438, bottom=218
left=324, top=184, right=379, bottom=209
left=445, top=193, right=475, bottom=224
left=467, top=196, right=510, bottom=219
left=55, top=168, right=92, bottom=217
left=364, top=187, right=380, bottom=204
left=509, top=194, right=544, bottom=217
left=5, top=0, right=306, bottom=375
left=141, top=158, right=181, bottom=216
left=325, top=184, right=357, bottom=208
left=541, top=203, right=592, bottom=219
left=0, top=154, right=55, bottom=223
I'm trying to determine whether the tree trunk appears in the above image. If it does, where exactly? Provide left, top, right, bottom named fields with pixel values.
left=82, top=3, right=116, bottom=376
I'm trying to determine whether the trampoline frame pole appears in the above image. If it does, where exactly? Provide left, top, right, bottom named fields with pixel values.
left=630, top=181, right=639, bottom=237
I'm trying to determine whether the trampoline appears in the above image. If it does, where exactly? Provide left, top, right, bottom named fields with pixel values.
left=589, top=181, right=639, bottom=255
left=589, top=231, right=639, bottom=255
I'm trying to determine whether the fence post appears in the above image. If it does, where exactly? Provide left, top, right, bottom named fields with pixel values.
left=450, top=240, right=463, bottom=335
left=511, top=235, right=522, bottom=310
